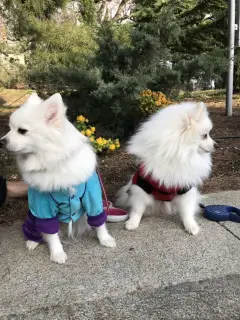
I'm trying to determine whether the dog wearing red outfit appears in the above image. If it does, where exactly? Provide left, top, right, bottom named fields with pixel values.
left=116, top=102, right=216, bottom=235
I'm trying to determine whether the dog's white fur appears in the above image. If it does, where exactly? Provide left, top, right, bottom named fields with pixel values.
left=2, top=93, right=116, bottom=263
left=116, top=101, right=215, bottom=234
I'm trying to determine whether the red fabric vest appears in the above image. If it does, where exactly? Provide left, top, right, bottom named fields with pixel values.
left=132, top=165, right=183, bottom=201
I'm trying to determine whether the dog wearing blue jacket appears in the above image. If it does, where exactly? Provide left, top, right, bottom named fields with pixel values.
left=2, top=92, right=116, bottom=264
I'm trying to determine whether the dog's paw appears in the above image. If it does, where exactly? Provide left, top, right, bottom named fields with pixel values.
left=26, top=240, right=39, bottom=251
left=100, top=235, right=116, bottom=248
left=125, top=219, right=140, bottom=230
left=184, top=222, right=200, bottom=236
left=50, top=251, right=67, bottom=264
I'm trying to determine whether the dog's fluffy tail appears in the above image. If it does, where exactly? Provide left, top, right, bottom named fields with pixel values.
left=115, top=179, right=132, bottom=209
left=60, top=215, right=91, bottom=243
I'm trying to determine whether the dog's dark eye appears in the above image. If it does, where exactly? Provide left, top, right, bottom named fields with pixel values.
left=18, top=128, right=28, bottom=135
left=202, top=134, right=208, bottom=139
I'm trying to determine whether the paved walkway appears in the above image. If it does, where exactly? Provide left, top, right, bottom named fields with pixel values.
left=0, top=190, right=240, bottom=319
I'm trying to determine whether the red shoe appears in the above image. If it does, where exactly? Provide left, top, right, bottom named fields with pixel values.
left=103, top=200, right=129, bottom=222
left=98, top=171, right=129, bottom=223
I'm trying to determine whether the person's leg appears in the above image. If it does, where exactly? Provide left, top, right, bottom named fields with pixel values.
left=0, top=176, right=28, bottom=205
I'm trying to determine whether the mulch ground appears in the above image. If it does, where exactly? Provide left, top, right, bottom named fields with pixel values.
left=0, top=100, right=240, bottom=225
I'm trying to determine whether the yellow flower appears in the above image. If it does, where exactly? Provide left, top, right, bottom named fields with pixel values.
left=77, top=115, right=86, bottom=123
left=85, top=119, right=89, bottom=123
left=81, top=130, right=85, bottom=135
left=102, top=138, right=107, bottom=145
left=161, top=97, right=167, bottom=104
left=90, top=126, right=96, bottom=133
left=96, top=137, right=103, bottom=145
left=109, top=144, right=116, bottom=151
left=114, top=139, right=120, bottom=148
left=86, top=129, right=92, bottom=137
left=89, top=136, right=94, bottom=142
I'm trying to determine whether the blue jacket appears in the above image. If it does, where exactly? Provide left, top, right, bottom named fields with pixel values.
left=22, top=172, right=107, bottom=242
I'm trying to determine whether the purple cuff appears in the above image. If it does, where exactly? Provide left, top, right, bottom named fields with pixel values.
left=87, top=211, right=107, bottom=228
left=22, top=210, right=60, bottom=242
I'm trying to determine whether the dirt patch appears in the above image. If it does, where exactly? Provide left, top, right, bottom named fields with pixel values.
left=201, top=105, right=240, bottom=194
left=0, top=100, right=240, bottom=225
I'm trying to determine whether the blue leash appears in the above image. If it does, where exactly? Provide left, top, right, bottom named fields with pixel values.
left=199, top=203, right=240, bottom=223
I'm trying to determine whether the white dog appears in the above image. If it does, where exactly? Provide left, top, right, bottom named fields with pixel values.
left=1, top=93, right=116, bottom=264
left=116, top=102, right=216, bottom=235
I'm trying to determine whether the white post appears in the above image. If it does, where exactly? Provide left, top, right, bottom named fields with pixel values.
left=236, top=0, right=240, bottom=46
left=226, top=0, right=236, bottom=117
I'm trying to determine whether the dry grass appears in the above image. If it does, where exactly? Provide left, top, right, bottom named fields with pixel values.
left=0, top=88, right=33, bottom=114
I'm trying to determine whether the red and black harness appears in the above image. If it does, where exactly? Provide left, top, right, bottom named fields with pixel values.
left=132, top=166, right=191, bottom=201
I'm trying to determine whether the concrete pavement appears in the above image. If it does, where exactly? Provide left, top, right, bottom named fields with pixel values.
left=0, top=190, right=240, bottom=319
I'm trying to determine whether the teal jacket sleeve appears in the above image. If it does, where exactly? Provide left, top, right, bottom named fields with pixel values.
left=81, top=172, right=107, bottom=227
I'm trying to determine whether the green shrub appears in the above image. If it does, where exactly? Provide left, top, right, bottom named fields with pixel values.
left=27, top=20, right=97, bottom=72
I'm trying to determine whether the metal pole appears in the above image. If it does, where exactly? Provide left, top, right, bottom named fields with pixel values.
left=226, top=0, right=235, bottom=117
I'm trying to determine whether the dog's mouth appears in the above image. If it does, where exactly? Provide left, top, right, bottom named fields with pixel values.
left=199, top=147, right=213, bottom=154
left=1, top=142, right=32, bottom=155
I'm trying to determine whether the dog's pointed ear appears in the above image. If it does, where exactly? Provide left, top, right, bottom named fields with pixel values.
left=24, top=92, right=42, bottom=106
left=44, top=93, right=66, bottom=126
left=185, top=116, right=195, bottom=129
left=183, top=102, right=207, bottom=131
left=194, top=102, right=206, bottom=120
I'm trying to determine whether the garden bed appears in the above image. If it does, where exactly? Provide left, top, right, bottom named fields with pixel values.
left=0, top=100, right=240, bottom=225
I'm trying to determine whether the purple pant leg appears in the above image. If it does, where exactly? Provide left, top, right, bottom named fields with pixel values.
left=22, top=211, right=60, bottom=242
left=87, top=210, right=107, bottom=228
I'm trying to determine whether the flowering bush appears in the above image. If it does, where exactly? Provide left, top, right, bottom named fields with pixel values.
left=139, top=89, right=172, bottom=115
left=75, top=115, right=120, bottom=154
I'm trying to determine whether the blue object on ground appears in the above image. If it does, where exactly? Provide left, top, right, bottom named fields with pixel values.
left=200, top=203, right=240, bottom=223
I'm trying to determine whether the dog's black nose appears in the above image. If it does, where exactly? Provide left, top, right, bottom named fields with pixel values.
left=0, top=138, right=6, bottom=148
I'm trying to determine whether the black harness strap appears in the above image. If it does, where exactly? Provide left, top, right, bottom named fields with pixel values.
left=135, top=173, right=192, bottom=198
left=177, top=186, right=192, bottom=195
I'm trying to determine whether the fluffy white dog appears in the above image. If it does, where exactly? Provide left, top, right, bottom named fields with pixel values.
left=1, top=93, right=116, bottom=264
left=116, top=101, right=216, bottom=235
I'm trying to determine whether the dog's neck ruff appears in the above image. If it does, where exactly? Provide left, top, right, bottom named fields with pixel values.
left=132, top=165, right=191, bottom=201
left=17, top=141, right=97, bottom=192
